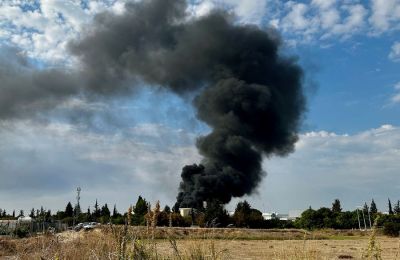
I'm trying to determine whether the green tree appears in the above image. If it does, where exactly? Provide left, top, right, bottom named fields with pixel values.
left=65, top=202, right=74, bottom=218
left=248, top=208, right=264, bottom=228
left=332, top=199, right=342, bottom=213
left=99, top=203, right=111, bottom=223
left=388, top=198, right=394, bottom=215
left=363, top=202, right=369, bottom=215
left=295, top=207, right=316, bottom=230
left=101, top=204, right=110, bottom=217
left=86, top=207, right=92, bottom=221
left=132, top=196, right=148, bottom=225
left=113, top=204, right=118, bottom=216
left=29, top=208, right=35, bottom=218
left=163, top=205, right=171, bottom=213
left=204, top=200, right=230, bottom=227
left=370, top=199, right=378, bottom=214
left=394, top=200, right=400, bottom=214
left=335, top=211, right=358, bottom=229
left=93, top=199, right=100, bottom=220
left=45, top=210, right=51, bottom=221
left=40, top=206, right=45, bottom=217
left=233, top=200, right=252, bottom=227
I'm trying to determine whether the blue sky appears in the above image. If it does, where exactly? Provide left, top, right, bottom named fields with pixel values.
left=299, top=37, right=400, bottom=134
left=0, top=0, right=399, bottom=214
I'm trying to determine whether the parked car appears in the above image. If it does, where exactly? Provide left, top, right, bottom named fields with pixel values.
left=83, top=222, right=98, bottom=230
left=74, top=223, right=84, bottom=231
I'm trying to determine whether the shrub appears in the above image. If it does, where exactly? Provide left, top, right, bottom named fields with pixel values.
left=383, top=222, right=400, bottom=237
left=13, top=226, right=30, bottom=238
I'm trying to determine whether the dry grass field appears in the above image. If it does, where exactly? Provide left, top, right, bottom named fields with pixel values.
left=0, top=227, right=399, bottom=259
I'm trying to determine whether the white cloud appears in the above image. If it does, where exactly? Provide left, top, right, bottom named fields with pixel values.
left=389, top=41, right=400, bottom=62
left=241, top=125, right=400, bottom=212
left=0, top=120, right=200, bottom=212
left=280, top=1, right=368, bottom=44
left=223, top=0, right=268, bottom=25
left=189, top=0, right=268, bottom=25
left=282, top=2, right=311, bottom=32
left=0, top=0, right=123, bottom=64
left=311, top=0, right=335, bottom=10
left=1, top=119, right=399, bottom=213
left=327, top=4, right=367, bottom=39
left=369, top=0, right=400, bottom=33
left=267, top=1, right=397, bottom=45
left=391, top=94, right=400, bottom=103
left=1, top=0, right=399, bottom=61
left=311, top=0, right=339, bottom=30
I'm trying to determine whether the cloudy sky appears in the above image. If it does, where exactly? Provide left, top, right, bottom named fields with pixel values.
left=0, top=0, right=399, bottom=214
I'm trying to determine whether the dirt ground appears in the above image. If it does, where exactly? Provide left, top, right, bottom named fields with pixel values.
left=1, top=227, right=399, bottom=259
left=154, top=237, right=400, bottom=259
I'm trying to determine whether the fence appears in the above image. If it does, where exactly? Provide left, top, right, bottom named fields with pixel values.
left=0, top=220, right=67, bottom=237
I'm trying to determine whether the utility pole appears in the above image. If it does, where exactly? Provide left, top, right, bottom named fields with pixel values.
left=73, top=187, right=81, bottom=227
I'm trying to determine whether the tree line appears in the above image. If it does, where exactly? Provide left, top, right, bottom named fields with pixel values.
left=1, top=197, right=399, bottom=236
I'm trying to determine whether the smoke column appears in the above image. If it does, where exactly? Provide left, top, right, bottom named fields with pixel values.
left=0, top=0, right=306, bottom=207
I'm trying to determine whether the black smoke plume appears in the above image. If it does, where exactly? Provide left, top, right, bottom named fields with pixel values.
left=0, top=0, right=305, bottom=207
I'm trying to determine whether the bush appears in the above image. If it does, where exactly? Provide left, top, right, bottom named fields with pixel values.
left=14, top=226, right=30, bottom=238
left=0, top=225, right=11, bottom=235
left=383, top=222, right=400, bottom=237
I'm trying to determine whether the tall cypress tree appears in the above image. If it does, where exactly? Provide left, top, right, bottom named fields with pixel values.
left=388, top=198, right=394, bottom=215
left=113, top=204, right=118, bottom=216
left=29, top=208, right=35, bottom=218
left=370, top=199, right=378, bottom=214
left=65, top=202, right=74, bottom=217
left=94, top=199, right=100, bottom=219
left=87, top=207, right=92, bottom=221
left=363, top=202, right=369, bottom=215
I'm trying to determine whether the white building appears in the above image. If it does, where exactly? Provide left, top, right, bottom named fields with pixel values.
left=288, top=210, right=302, bottom=220
left=179, top=208, right=192, bottom=217
left=17, top=216, right=33, bottom=223
left=262, top=210, right=301, bottom=221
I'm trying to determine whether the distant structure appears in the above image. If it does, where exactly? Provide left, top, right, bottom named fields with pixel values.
left=288, top=210, right=302, bottom=220
left=179, top=208, right=192, bottom=217
left=17, top=216, right=32, bottom=223
left=228, top=210, right=301, bottom=221
left=262, top=210, right=302, bottom=221
left=262, top=212, right=288, bottom=220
